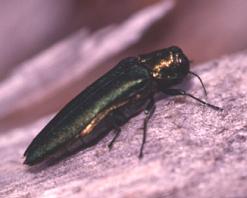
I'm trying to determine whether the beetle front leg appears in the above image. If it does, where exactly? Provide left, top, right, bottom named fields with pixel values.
left=139, top=98, right=156, bottom=158
left=162, top=88, right=223, bottom=111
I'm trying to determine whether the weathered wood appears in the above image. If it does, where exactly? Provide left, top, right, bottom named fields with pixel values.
left=0, top=51, right=247, bottom=197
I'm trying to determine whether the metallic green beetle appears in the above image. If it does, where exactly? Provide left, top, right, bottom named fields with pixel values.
left=24, top=46, right=222, bottom=165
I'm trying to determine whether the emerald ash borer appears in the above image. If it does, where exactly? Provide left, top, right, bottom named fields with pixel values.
left=24, top=46, right=222, bottom=165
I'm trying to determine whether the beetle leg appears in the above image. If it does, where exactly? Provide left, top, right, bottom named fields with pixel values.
left=139, top=98, right=156, bottom=158
left=162, top=89, right=223, bottom=111
left=108, top=124, right=121, bottom=150
left=107, top=111, right=127, bottom=150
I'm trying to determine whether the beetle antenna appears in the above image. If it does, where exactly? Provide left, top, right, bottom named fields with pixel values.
left=189, top=71, right=207, bottom=96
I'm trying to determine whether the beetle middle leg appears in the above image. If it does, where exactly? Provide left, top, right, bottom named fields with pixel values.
left=107, top=111, right=127, bottom=150
left=162, top=88, right=223, bottom=111
left=139, top=98, right=156, bottom=158
left=108, top=123, right=121, bottom=150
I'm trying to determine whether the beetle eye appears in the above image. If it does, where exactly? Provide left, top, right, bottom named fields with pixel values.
left=168, top=73, right=178, bottom=79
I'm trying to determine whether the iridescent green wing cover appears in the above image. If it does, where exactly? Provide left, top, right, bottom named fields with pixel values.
left=24, top=57, right=152, bottom=165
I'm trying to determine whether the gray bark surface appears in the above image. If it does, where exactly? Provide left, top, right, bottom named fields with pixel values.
left=0, top=52, right=247, bottom=198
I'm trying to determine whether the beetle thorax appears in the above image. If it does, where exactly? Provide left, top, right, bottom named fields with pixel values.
left=152, top=51, right=174, bottom=79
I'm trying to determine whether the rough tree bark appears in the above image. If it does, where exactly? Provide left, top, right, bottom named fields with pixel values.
left=0, top=50, right=247, bottom=197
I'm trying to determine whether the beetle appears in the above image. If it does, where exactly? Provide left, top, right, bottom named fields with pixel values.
left=24, top=46, right=222, bottom=165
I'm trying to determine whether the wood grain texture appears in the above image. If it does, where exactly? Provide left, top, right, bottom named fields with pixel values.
left=0, top=50, right=247, bottom=197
